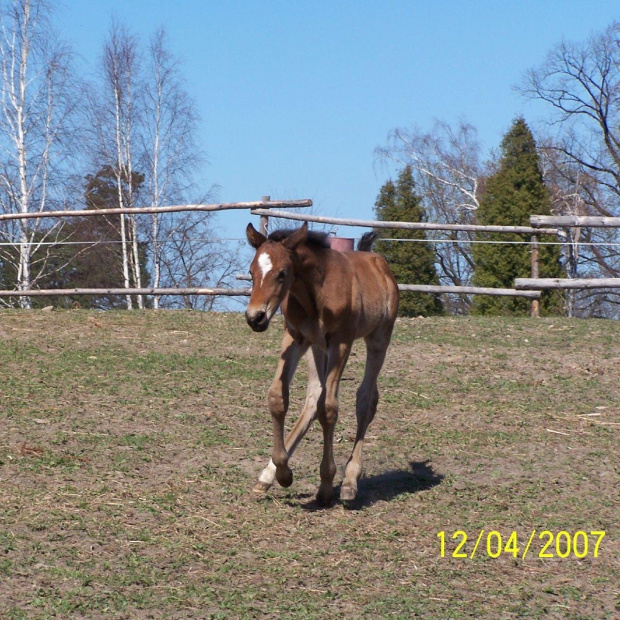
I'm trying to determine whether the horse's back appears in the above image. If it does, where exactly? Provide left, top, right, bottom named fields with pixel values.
left=342, top=250, right=399, bottom=337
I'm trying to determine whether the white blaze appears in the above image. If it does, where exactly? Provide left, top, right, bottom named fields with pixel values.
left=258, top=252, right=273, bottom=284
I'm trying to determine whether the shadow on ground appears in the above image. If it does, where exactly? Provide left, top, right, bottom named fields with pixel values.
left=288, top=460, right=443, bottom=511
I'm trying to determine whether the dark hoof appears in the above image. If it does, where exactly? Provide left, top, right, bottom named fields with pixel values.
left=276, top=466, right=293, bottom=488
left=316, top=486, right=334, bottom=506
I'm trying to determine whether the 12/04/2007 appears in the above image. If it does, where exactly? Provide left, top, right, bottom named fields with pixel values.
left=437, top=530, right=606, bottom=560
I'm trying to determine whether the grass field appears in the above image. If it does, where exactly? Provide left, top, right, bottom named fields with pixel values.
left=0, top=310, right=618, bottom=619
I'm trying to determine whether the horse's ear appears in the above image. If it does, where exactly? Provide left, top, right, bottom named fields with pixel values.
left=246, top=223, right=267, bottom=249
left=282, top=222, right=308, bottom=250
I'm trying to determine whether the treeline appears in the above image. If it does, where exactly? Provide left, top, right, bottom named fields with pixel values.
left=0, top=0, right=240, bottom=310
left=2, top=3, right=619, bottom=317
left=375, top=21, right=620, bottom=319
left=374, top=119, right=562, bottom=317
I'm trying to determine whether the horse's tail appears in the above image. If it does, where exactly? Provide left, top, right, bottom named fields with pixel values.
left=357, top=231, right=381, bottom=252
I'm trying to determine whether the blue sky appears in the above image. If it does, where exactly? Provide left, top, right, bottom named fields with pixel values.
left=59, top=1, right=620, bottom=242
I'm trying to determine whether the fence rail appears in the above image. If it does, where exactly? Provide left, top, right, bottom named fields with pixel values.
left=516, top=278, right=620, bottom=290
left=518, top=215, right=620, bottom=303
left=252, top=208, right=558, bottom=235
left=236, top=275, right=541, bottom=299
left=0, top=200, right=312, bottom=222
left=0, top=287, right=252, bottom=297
left=399, top=284, right=541, bottom=298
left=252, top=209, right=547, bottom=306
left=0, top=197, right=306, bottom=302
left=531, top=215, right=620, bottom=228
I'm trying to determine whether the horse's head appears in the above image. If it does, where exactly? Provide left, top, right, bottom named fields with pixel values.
left=245, top=222, right=308, bottom=332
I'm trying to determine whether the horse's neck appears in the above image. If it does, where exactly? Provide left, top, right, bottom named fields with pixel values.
left=289, top=248, right=326, bottom=317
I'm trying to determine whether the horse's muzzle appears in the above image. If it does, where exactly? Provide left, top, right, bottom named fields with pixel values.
left=246, top=310, right=270, bottom=332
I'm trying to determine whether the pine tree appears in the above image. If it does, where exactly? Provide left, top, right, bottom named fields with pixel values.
left=32, top=166, right=150, bottom=309
left=374, top=166, right=443, bottom=316
left=472, top=118, right=563, bottom=315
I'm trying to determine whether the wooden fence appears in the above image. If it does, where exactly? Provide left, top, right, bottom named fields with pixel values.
left=0, top=199, right=313, bottom=222
left=235, top=273, right=542, bottom=299
left=250, top=208, right=547, bottom=304
left=516, top=216, right=620, bottom=303
left=0, top=197, right=308, bottom=301
left=1, top=199, right=561, bottom=306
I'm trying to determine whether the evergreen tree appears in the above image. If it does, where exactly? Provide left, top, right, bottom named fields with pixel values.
left=32, top=166, right=150, bottom=309
left=472, top=118, right=563, bottom=315
left=374, top=166, right=443, bottom=316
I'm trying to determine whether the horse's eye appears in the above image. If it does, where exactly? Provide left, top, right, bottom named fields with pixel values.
left=277, top=270, right=287, bottom=281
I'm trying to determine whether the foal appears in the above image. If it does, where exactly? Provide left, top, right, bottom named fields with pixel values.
left=245, top=222, right=399, bottom=504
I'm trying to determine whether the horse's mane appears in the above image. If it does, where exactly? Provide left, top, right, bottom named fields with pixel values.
left=268, top=228, right=331, bottom=249
left=268, top=228, right=381, bottom=252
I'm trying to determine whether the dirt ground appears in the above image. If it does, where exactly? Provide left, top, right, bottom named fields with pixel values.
left=0, top=310, right=618, bottom=618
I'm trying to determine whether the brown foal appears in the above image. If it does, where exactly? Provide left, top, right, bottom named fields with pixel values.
left=245, top=222, right=399, bottom=505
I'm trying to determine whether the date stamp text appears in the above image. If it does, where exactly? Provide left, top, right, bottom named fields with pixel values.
left=437, top=530, right=606, bottom=560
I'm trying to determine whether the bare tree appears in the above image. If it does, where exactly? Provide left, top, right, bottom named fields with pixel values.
left=537, top=140, right=593, bottom=316
left=141, top=28, right=204, bottom=309
left=86, top=20, right=144, bottom=309
left=157, top=215, right=243, bottom=311
left=377, top=120, right=486, bottom=313
left=139, top=27, right=246, bottom=311
left=522, top=22, right=620, bottom=216
left=84, top=22, right=241, bottom=311
left=523, top=22, right=620, bottom=317
left=378, top=120, right=483, bottom=212
left=0, top=0, right=79, bottom=307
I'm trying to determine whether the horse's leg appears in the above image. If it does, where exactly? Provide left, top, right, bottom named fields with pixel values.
left=316, top=339, right=352, bottom=506
left=254, top=345, right=327, bottom=493
left=341, top=329, right=391, bottom=502
left=262, top=330, right=309, bottom=489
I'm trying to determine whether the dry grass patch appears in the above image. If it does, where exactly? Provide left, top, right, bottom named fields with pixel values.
left=0, top=310, right=618, bottom=618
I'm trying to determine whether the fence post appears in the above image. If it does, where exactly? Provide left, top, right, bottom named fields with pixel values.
left=260, top=196, right=270, bottom=236
left=530, top=233, right=540, bottom=317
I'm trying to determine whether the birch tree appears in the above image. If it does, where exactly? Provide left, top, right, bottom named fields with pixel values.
left=377, top=120, right=486, bottom=312
left=87, top=21, right=144, bottom=309
left=378, top=120, right=483, bottom=214
left=142, top=28, right=203, bottom=309
left=140, top=28, right=244, bottom=311
left=0, top=0, right=78, bottom=307
left=84, top=21, right=241, bottom=311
